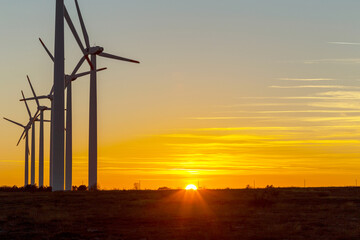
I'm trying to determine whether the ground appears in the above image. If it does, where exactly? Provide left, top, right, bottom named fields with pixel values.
left=0, top=187, right=359, bottom=239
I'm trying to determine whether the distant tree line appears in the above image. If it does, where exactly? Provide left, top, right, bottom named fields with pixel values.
left=0, top=184, right=93, bottom=192
left=0, top=185, right=52, bottom=192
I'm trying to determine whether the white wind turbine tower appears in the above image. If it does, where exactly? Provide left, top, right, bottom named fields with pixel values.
left=66, top=0, right=140, bottom=189
left=26, top=38, right=106, bottom=190
left=3, top=117, right=30, bottom=187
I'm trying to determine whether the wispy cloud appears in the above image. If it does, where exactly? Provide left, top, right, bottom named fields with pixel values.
left=270, top=85, right=360, bottom=89
left=161, top=133, right=279, bottom=141
left=328, top=41, right=360, bottom=45
left=256, top=110, right=360, bottom=113
left=193, top=127, right=299, bottom=131
left=193, top=125, right=360, bottom=131
left=309, top=102, right=360, bottom=110
left=305, top=58, right=360, bottom=64
left=302, top=116, right=360, bottom=122
left=188, top=116, right=269, bottom=120
left=278, top=78, right=335, bottom=81
left=235, top=96, right=343, bottom=100
left=317, top=91, right=360, bottom=99
left=216, top=103, right=306, bottom=108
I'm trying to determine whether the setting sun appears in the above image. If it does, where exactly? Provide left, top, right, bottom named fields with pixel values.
left=185, top=184, right=197, bottom=190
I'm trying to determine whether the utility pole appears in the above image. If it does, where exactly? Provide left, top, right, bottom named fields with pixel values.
left=52, top=0, right=65, bottom=191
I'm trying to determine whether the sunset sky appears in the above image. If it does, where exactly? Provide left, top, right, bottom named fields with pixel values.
left=1, top=0, right=360, bottom=189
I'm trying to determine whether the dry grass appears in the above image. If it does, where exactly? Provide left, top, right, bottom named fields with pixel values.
left=0, top=187, right=360, bottom=239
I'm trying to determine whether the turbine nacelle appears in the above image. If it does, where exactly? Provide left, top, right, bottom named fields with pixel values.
left=65, top=74, right=73, bottom=82
left=87, top=46, right=104, bottom=55
left=38, top=106, right=49, bottom=111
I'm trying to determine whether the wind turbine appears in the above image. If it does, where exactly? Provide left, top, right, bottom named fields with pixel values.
left=21, top=91, right=40, bottom=186
left=3, top=118, right=30, bottom=187
left=4, top=90, right=39, bottom=186
left=66, top=0, right=140, bottom=189
left=22, top=82, right=55, bottom=186
left=26, top=38, right=106, bottom=190
left=26, top=76, right=51, bottom=188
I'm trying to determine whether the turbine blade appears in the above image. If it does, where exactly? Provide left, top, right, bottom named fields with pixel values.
left=27, top=75, right=40, bottom=107
left=3, top=117, right=25, bottom=128
left=49, top=86, right=54, bottom=96
left=99, top=52, right=140, bottom=64
left=17, top=129, right=26, bottom=146
left=64, top=6, right=85, bottom=53
left=75, top=0, right=90, bottom=49
left=23, top=127, right=30, bottom=140
left=70, top=56, right=86, bottom=76
left=20, top=95, right=49, bottom=101
left=64, top=6, right=93, bottom=69
left=72, top=67, right=107, bottom=80
left=29, top=110, right=40, bottom=128
left=39, top=38, right=54, bottom=62
left=21, top=91, right=32, bottom=118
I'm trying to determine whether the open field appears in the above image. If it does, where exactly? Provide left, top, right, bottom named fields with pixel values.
left=0, top=187, right=360, bottom=239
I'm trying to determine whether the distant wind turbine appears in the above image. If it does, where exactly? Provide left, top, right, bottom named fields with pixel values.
left=4, top=90, right=39, bottom=186
left=3, top=117, right=30, bottom=187
left=66, top=0, right=140, bottom=189
left=21, top=91, right=39, bottom=186
left=23, top=77, right=55, bottom=186
left=26, top=76, right=51, bottom=188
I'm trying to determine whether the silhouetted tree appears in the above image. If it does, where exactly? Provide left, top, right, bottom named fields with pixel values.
left=24, top=184, right=38, bottom=192
left=78, top=185, right=87, bottom=191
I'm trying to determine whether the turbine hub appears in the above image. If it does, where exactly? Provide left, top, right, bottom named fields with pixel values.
left=88, top=46, right=104, bottom=55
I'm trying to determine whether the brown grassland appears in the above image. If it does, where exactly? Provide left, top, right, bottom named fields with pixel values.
left=0, top=187, right=360, bottom=239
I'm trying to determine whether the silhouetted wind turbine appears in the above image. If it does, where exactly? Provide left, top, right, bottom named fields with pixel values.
left=67, top=0, right=140, bottom=189
left=3, top=118, right=30, bottom=187
left=23, top=77, right=55, bottom=186
left=21, top=91, right=40, bottom=186
left=27, top=38, right=106, bottom=190
left=26, top=76, right=51, bottom=187
left=4, top=90, right=39, bottom=186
